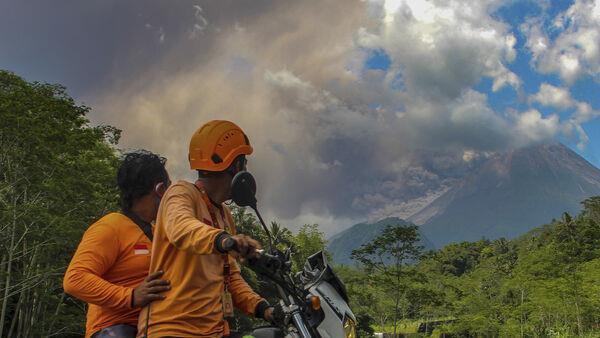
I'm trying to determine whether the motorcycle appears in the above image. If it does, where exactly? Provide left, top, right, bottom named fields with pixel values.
left=226, top=171, right=357, bottom=338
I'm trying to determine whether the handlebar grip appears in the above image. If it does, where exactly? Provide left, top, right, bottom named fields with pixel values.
left=222, top=237, right=240, bottom=253
left=247, top=252, right=283, bottom=271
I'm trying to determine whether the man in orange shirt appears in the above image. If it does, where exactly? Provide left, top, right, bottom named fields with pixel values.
left=139, top=120, right=273, bottom=337
left=64, top=151, right=172, bottom=338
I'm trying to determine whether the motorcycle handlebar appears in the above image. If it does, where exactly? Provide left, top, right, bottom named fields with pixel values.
left=222, top=237, right=239, bottom=253
left=223, top=237, right=286, bottom=274
left=223, top=238, right=269, bottom=260
left=248, top=251, right=283, bottom=271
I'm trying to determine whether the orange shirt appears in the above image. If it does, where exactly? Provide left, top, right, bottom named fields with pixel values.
left=138, top=180, right=264, bottom=338
left=63, top=212, right=152, bottom=338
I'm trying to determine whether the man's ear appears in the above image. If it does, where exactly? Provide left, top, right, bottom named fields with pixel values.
left=154, top=182, right=168, bottom=198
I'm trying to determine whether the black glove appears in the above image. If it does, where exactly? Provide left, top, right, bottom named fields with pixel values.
left=271, top=303, right=286, bottom=327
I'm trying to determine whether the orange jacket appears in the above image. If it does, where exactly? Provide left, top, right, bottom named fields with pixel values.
left=138, top=180, right=265, bottom=338
left=63, top=213, right=152, bottom=338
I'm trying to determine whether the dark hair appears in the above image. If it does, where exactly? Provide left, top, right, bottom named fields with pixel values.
left=117, top=150, right=168, bottom=211
left=197, top=155, right=246, bottom=179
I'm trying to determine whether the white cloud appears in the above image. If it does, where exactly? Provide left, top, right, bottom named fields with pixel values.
left=462, top=150, right=476, bottom=162
left=574, top=124, right=590, bottom=150
left=522, top=0, right=600, bottom=83
left=515, top=109, right=560, bottom=144
left=158, top=27, right=165, bottom=44
left=574, top=101, right=600, bottom=123
left=528, top=83, right=599, bottom=149
left=189, top=5, right=209, bottom=39
left=361, top=0, right=520, bottom=100
left=530, top=83, right=575, bottom=110
left=571, top=102, right=600, bottom=149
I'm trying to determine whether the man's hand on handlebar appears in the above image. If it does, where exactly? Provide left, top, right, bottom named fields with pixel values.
left=221, top=234, right=262, bottom=258
left=264, top=306, right=274, bottom=322
left=268, top=303, right=286, bottom=326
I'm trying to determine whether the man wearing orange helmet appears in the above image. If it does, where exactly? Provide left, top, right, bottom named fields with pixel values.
left=138, top=120, right=273, bottom=338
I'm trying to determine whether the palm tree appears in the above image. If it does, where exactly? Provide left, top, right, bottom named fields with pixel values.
left=269, top=221, right=293, bottom=249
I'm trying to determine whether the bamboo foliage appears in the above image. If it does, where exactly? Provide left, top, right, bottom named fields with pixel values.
left=0, top=143, right=63, bottom=337
left=1, top=70, right=120, bottom=337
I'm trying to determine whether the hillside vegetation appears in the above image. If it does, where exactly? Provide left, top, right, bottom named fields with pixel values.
left=339, top=197, right=600, bottom=337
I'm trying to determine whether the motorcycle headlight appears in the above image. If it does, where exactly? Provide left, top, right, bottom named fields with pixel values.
left=343, top=317, right=356, bottom=338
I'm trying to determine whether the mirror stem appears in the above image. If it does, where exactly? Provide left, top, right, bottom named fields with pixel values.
left=252, top=206, right=274, bottom=254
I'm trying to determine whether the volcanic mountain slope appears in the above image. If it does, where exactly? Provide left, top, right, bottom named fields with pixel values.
left=327, top=217, right=435, bottom=265
left=327, top=144, right=600, bottom=264
left=415, top=143, right=600, bottom=247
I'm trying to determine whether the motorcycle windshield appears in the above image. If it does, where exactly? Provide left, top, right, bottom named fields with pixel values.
left=305, top=251, right=349, bottom=303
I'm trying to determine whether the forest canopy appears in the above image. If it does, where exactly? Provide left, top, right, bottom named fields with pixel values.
left=0, top=70, right=120, bottom=336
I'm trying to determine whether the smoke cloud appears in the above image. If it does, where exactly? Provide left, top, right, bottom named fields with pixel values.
left=3, top=0, right=598, bottom=233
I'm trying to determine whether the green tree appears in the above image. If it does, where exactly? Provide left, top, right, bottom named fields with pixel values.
left=290, top=224, right=329, bottom=272
left=355, top=312, right=375, bottom=338
left=0, top=70, right=119, bottom=337
left=336, top=266, right=393, bottom=331
left=269, top=221, right=294, bottom=251
left=351, top=224, right=423, bottom=337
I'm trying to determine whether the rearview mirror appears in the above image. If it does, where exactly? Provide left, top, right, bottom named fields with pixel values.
left=230, top=170, right=275, bottom=253
left=231, top=171, right=257, bottom=208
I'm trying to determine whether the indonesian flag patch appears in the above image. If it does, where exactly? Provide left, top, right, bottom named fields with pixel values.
left=134, top=244, right=150, bottom=255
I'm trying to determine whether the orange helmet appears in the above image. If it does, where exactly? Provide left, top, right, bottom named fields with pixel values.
left=189, top=120, right=253, bottom=172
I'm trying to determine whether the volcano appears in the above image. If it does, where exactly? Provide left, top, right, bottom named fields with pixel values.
left=415, top=143, right=600, bottom=247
